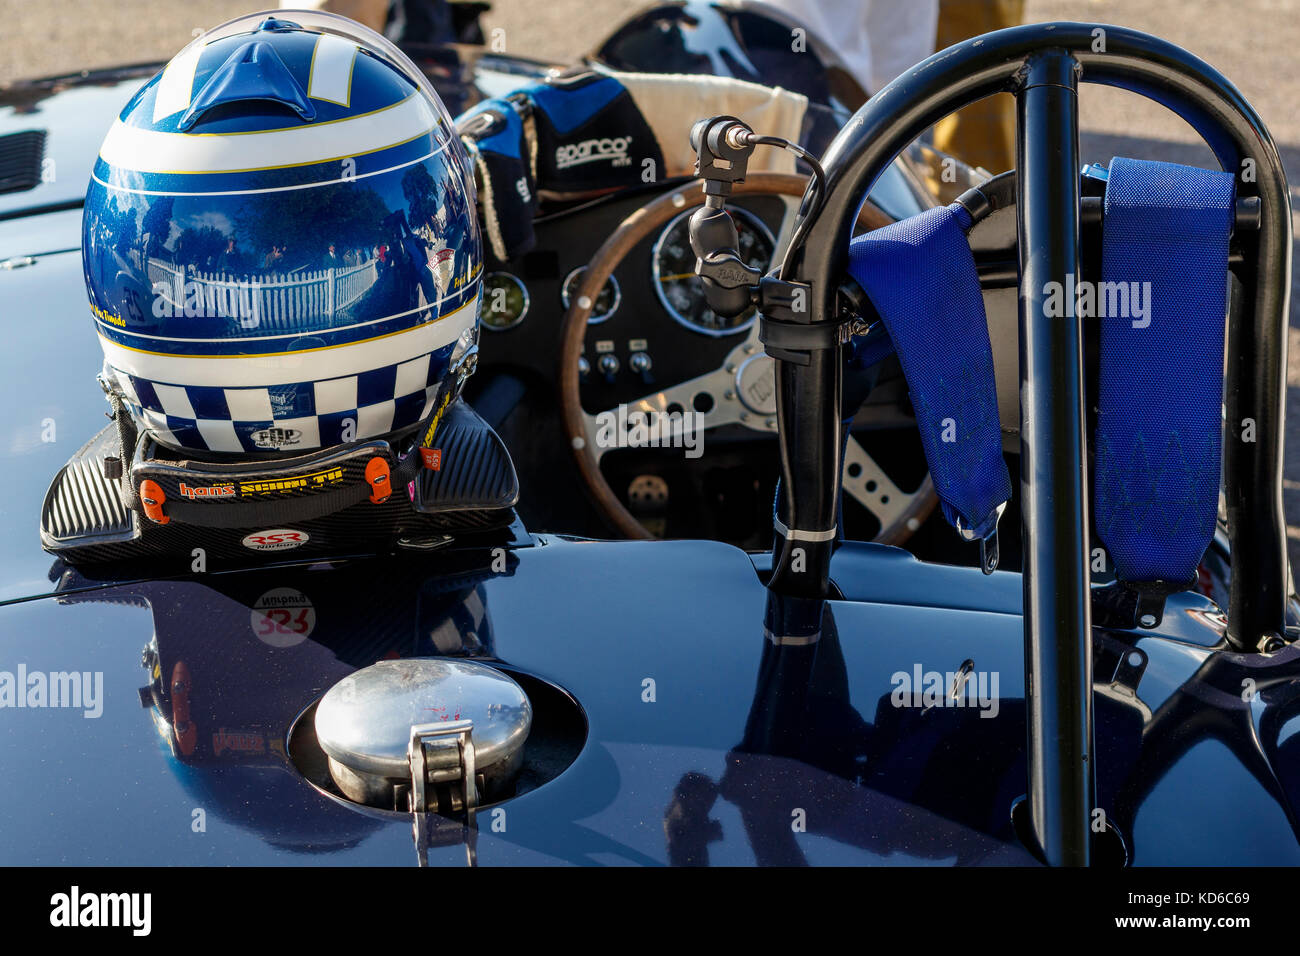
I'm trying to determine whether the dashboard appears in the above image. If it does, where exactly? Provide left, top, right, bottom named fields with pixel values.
left=472, top=181, right=789, bottom=415
left=464, top=161, right=957, bottom=546
left=469, top=150, right=938, bottom=416
left=465, top=180, right=791, bottom=542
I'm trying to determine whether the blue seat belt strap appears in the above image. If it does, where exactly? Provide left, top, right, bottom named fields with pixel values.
left=1095, top=157, right=1235, bottom=597
left=847, top=203, right=1012, bottom=572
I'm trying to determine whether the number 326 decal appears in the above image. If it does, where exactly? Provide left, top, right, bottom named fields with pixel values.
left=250, top=587, right=316, bottom=648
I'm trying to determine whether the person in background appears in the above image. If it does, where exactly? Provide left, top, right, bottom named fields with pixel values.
left=764, top=0, right=1021, bottom=194
left=932, top=0, right=1024, bottom=176
left=322, top=243, right=343, bottom=271
left=215, top=237, right=242, bottom=275
left=281, top=0, right=484, bottom=44
left=263, top=244, right=284, bottom=272
left=760, top=0, right=938, bottom=98
left=285, top=0, right=388, bottom=32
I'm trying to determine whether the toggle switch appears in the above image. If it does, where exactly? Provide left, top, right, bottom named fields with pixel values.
left=628, top=351, right=653, bottom=385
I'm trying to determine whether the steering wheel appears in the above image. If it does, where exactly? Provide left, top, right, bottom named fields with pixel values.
left=558, top=171, right=938, bottom=541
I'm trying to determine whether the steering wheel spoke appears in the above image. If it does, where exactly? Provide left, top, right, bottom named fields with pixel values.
left=841, top=434, right=933, bottom=541
left=578, top=329, right=782, bottom=462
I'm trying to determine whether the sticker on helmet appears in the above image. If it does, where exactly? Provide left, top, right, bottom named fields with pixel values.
left=249, top=587, right=315, bottom=647
left=251, top=427, right=303, bottom=449
left=241, top=529, right=310, bottom=552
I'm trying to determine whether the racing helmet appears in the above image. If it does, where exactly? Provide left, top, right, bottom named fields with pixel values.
left=83, top=10, right=482, bottom=458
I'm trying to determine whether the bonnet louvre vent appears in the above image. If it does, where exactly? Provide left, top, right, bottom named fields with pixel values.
left=43, top=457, right=131, bottom=540
left=0, top=130, right=47, bottom=195
left=41, top=427, right=133, bottom=542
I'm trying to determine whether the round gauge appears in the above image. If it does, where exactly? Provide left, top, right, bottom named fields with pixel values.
left=480, top=272, right=529, bottom=331
left=561, top=267, right=621, bottom=324
left=652, top=206, right=776, bottom=335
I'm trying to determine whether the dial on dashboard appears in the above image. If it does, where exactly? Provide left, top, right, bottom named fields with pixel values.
left=480, top=203, right=775, bottom=340
left=561, top=267, right=621, bottom=324
left=652, top=206, right=775, bottom=336
left=481, top=272, right=529, bottom=331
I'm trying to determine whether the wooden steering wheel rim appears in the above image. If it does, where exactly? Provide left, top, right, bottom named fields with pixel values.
left=557, top=172, right=937, bottom=542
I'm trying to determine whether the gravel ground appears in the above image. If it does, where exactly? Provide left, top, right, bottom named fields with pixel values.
left=4, top=0, right=1299, bottom=582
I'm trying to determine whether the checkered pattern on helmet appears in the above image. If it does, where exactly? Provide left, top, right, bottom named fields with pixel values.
left=109, top=346, right=451, bottom=454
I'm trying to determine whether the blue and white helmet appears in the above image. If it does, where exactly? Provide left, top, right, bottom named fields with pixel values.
left=83, top=10, right=481, bottom=456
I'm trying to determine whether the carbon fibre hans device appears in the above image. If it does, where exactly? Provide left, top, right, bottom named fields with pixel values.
left=41, top=12, right=518, bottom=567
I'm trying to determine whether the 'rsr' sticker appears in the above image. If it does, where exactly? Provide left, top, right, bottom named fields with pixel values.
left=241, top=528, right=310, bottom=552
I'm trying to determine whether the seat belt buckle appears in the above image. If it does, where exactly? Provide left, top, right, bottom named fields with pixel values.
left=956, top=501, right=1006, bottom=575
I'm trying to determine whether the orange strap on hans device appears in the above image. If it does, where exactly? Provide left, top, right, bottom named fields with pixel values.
left=365, top=457, right=392, bottom=504
left=138, top=479, right=170, bottom=524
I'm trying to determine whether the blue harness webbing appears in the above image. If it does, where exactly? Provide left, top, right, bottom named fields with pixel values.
left=844, top=159, right=1234, bottom=597
left=1094, top=157, right=1235, bottom=589
left=847, top=202, right=1012, bottom=569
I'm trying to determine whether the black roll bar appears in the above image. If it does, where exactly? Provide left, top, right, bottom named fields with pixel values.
left=766, top=22, right=1292, bottom=865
